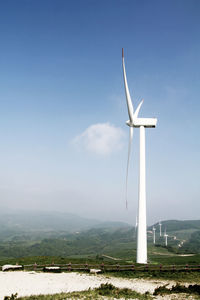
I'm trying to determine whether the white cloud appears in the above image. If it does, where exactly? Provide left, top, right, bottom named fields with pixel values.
left=73, top=123, right=124, bottom=155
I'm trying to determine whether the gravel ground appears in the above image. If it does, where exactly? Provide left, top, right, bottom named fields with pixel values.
left=0, top=271, right=197, bottom=299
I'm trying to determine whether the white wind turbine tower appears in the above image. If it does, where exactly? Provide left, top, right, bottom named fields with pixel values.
left=159, top=221, right=162, bottom=237
left=122, top=49, right=157, bottom=264
left=152, top=226, right=156, bottom=244
left=164, top=228, right=168, bottom=246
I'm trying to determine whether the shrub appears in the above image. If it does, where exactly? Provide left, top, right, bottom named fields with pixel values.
left=4, top=293, right=18, bottom=300
left=154, top=283, right=200, bottom=296
left=97, top=283, right=116, bottom=296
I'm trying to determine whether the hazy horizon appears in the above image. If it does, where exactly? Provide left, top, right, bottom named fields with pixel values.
left=0, top=206, right=199, bottom=227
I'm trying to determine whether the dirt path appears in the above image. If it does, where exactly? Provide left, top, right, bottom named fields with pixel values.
left=0, top=271, right=197, bottom=299
left=0, top=271, right=172, bottom=298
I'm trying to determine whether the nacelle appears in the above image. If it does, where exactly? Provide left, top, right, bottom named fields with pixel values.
left=126, top=118, right=157, bottom=128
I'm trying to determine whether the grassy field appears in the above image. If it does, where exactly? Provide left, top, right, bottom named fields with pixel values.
left=1, top=247, right=200, bottom=266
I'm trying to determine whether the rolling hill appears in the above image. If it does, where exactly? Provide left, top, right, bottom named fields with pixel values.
left=0, top=212, right=199, bottom=262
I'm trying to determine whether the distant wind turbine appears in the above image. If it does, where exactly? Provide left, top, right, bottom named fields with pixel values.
left=164, top=228, right=168, bottom=246
left=122, top=48, right=157, bottom=264
left=152, top=226, right=156, bottom=244
left=159, top=221, right=162, bottom=237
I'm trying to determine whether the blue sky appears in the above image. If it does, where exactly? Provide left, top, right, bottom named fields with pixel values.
left=0, top=0, right=199, bottom=224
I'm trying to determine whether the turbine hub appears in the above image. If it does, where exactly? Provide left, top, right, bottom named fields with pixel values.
left=126, top=120, right=132, bottom=127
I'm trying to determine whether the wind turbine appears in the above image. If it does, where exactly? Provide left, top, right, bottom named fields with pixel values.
left=122, top=49, right=157, bottom=264
left=159, top=221, right=162, bottom=237
left=152, top=226, right=156, bottom=244
left=164, top=228, right=168, bottom=246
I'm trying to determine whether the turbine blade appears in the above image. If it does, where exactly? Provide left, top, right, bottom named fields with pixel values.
left=122, top=49, right=134, bottom=122
left=126, top=126, right=133, bottom=209
left=134, top=99, right=144, bottom=119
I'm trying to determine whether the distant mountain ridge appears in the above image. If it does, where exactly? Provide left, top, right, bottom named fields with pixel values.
left=0, top=211, right=130, bottom=236
left=152, top=220, right=200, bottom=232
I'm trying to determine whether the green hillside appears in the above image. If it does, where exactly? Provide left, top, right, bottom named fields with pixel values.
left=0, top=226, right=134, bottom=259
left=152, top=220, right=200, bottom=232
left=0, top=213, right=200, bottom=265
left=179, top=230, right=200, bottom=253
left=149, top=219, right=200, bottom=255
